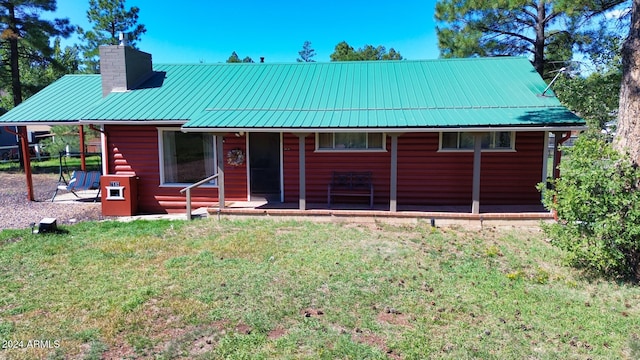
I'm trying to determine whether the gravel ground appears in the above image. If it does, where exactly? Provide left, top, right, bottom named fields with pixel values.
left=0, top=172, right=102, bottom=230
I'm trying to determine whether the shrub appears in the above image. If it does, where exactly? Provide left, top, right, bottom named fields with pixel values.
left=540, top=134, right=640, bottom=281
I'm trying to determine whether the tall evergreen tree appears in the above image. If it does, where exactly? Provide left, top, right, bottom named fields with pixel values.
left=226, top=51, right=241, bottom=63
left=0, top=38, right=80, bottom=111
left=435, top=0, right=627, bottom=77
left=330, top=41, right=358, bottom=61
left=226, top=51, right=254, bottom=63
left=78, top=0, right=146, bottom=73
left=615, top=0, right=640, bottom=163
left=0, top=0, right=73, bottom=177
left=330, top=41, right=403, bottom=61
left=297, top=40, right=316, bottom=62
left=0, top=0, right=74, bottom=107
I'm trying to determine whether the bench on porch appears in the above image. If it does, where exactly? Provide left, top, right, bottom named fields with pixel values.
left=327, top=171, right=374, bottom=208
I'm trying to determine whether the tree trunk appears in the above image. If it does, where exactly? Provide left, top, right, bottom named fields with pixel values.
left=7, top=3, right=26, bottom=173
left=533, top=0, right=547, bottom=77
left=7, top=3, right=22, bottom=107
left=614, top=0, right=640, bottom=164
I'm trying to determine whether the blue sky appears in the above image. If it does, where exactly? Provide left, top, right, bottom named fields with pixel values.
left=50, top=0, right=440, bottom=64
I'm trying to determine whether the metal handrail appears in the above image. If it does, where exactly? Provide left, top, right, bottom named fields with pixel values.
left=180, top=173, right=219, bottom=220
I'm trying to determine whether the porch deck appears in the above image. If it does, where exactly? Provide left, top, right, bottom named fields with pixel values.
left=207, top=201, right=553, bottom=228
left=50, top=189, right=553, bottom=227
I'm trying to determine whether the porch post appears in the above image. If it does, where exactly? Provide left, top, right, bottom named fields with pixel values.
left=542, top=131, right=550, bottom=184
left=18, top=126, right=34, bottom=201
left=215, top=133, right=225, bottom=209
left=389, top=133, right=402, bottom=212
left=100, top=125, right=108, bottom=175
left=79, top=125, right=86, bottom=171
left=4, top=126, right=34, bottom=201
left=471, top=133, right=483, bottom=214
left=297, top=133, right=309, bottom=210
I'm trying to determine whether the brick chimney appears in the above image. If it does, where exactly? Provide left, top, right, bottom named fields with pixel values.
left=99, top=45, right=153, bottom=97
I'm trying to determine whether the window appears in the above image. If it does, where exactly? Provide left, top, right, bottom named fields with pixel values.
left=316, top=133, right=385, bottom=151
left=159, top=129, right=217, bottom=185
left=440, top=132, right=514, bottom=151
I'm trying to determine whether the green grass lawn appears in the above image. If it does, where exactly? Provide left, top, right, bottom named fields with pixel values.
left=0, top=219, right=638, bottom=359
left=0, top=155, right=101, bottom=173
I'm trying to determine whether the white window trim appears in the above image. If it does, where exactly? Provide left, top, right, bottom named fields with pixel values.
left=314, top=132, right=388, bottom=152
left=157, top=127, right=218, bottom=188
left=438, top=131, right=516, bottom=152
left=105, top=186, right=125, bottom=200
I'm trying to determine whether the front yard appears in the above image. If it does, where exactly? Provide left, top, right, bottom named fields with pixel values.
left=0, top=219, right=638, bottom=359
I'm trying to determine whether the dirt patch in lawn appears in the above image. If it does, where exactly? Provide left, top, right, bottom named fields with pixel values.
left=353, top=332, right=402, bottom=360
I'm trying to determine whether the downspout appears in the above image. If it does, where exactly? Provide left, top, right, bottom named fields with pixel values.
left=4, top=126, right=34, bottom=201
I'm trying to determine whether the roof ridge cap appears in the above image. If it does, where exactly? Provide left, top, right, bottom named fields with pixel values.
left=153, top=56, right=527, bottom=67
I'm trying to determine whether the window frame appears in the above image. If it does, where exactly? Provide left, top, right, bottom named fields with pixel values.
left=157, top=127, right=218, bottom=187
left=438, top=131, right=516, bottom=152
left=315, top=132, right=387, bottom=152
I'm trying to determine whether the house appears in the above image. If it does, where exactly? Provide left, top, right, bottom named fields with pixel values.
left=0, top=125, right=51, bottom=161
left=0, top=45, right=585, bottom=215
left=0, top=126, right=18, bottom=160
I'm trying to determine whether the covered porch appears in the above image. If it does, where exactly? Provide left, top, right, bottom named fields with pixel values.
left=186, top=130, right=572, bottom=220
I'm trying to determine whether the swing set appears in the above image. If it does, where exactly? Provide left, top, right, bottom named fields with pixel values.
left=51, top=151, right=102, bottom=202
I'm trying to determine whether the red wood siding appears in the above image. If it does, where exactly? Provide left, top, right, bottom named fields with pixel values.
left=284, top=132, right=544, bottom=207
left=480, top=132, right=544, bottom=204
left=397, top=133, right=472, bottom=205
left=106, top=125, right=247, bottom=214
left=283, top=134, right=391, bottom=204
left=106, top=127, right=544, bottom=213
left=397, top=132, right=544, bottom=206
left=282, top=134, right=300, bottom=202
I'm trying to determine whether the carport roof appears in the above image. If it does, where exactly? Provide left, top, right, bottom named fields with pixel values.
left=0, top=75, right=102, bottom=124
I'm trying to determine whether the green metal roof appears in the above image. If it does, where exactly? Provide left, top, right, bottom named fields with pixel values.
left=0, top=57, right=584, bottom=130
left=186, top=107, right=580, bottom=130
left=0, top=75, right=102, bottom=124
left=180, top=57, right=582, bottom=129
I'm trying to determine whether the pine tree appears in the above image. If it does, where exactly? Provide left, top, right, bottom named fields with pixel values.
left=78, top=0, right=146, bottom=73
left=0, top=0, right=73, bottom=106
left=435, top=0, right=626, bottom=77
left=226, top=51, right=241, bottom=63
left=330, top=41, right=403, bottom=61
left=297, top=41, right=316, bottom=62
left=615, top=0, right=640, bottom=164
left=226, top=52, right=254, bottom=63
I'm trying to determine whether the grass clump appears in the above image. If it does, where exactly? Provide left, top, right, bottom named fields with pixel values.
left=0, top=218, right=639, bottom=359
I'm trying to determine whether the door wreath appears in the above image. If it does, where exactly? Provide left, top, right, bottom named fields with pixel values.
left=226, top=148, right=245, bottom=166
